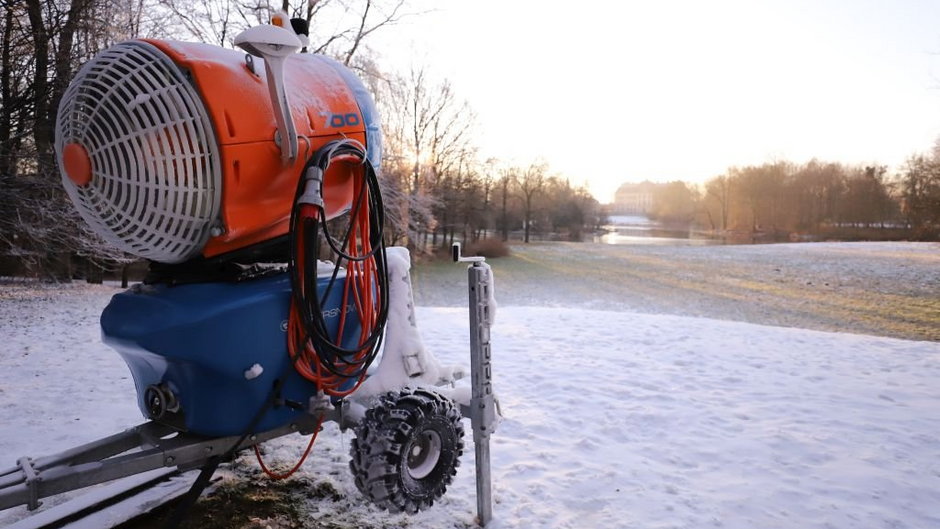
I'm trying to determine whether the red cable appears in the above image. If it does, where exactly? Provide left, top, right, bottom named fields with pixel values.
left=287, top=160, right=381, bottom=397
left=254, top=413, right=326, bottom=480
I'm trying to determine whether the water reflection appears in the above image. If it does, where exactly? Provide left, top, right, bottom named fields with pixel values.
left=596, top=216, right=724, bottom=246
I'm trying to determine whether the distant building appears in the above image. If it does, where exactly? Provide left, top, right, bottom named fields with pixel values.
left=612, top=181, right=661, bottom=215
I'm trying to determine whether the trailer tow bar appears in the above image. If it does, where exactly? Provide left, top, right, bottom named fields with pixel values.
left=453, top=243, right=498, bottom=527
left=0, top=414, right=324, bottom=513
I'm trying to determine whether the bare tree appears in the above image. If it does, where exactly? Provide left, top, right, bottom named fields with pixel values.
left=516, top=162, right=546, bottom=243
left=154, top=0, right=414, bottom=62
left=840, top=165, right=895, bottom=228
left=375, top=159, right=435, bottom=248
left=704, top=174, right=732, bottom=231
left=542, top=177, right=599, bottom=241
left=341, top=0, right=406, bottom=65
left=154, top=0, right=239, bottom=46
left=0, top=0, right=124, bottom=279
left=900, top=154, right=940, bottom=234
left=497, top=167, right=513, bottom=241
left=649, top=181, right=698, bottom=225
left=378, top=63, right=477, bottom=250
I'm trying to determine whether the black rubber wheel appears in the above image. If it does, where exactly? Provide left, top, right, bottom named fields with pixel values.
left=350, top=387, right=465, bottom=513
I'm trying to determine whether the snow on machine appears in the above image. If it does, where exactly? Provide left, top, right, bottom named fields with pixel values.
left=0, top=10, right=497, bottom=527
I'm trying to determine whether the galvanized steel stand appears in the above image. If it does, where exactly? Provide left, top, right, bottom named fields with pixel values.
left=453, top=243, right=497, bottom=526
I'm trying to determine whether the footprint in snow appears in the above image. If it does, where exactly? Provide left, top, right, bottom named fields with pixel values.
left=575, top=437, right=600, bottom=451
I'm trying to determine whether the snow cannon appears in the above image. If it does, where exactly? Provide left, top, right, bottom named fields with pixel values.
left=56, top=37, right=380, bottom=263
left=54, top=30, right=387, bottom=437
left=0, top=13, right=498, bottom=526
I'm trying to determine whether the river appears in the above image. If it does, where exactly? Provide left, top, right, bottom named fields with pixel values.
left=595, top=216, right=724, bottom=246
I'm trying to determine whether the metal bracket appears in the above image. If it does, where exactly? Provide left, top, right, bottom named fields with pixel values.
left=233, top=23, right=301, bottom=162
left=16, top=458, right=40, bottom=511
left=452, top=242, right=485, bottom=263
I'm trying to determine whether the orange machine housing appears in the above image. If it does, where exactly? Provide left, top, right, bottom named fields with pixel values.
left=143, top=40, right=372, bottom=259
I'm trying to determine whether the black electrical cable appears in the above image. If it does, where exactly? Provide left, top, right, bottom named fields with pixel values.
left=288, top=139, right=389, bottom=386
left=305, top=153, right=387, bottom=377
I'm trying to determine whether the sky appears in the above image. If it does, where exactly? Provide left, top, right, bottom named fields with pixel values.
left=369, top=0, right=940, bottom=203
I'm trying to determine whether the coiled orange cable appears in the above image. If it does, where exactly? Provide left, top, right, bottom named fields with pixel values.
left=287, top=159, right=383, bottom=397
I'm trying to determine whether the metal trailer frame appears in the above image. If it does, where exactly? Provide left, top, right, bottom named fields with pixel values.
left=0, top=246, right=498, bottom=525
left=0, top=412, right=323, bottom=512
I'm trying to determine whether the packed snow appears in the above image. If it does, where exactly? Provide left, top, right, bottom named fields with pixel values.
left=1, top=242, right=939, bottom=528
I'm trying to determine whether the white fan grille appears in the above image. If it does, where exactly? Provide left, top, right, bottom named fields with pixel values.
left=56, top=41, right=221, bottom=264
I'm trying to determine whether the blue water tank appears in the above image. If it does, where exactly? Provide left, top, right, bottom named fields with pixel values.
left=101, top=272, right=360, bottom=437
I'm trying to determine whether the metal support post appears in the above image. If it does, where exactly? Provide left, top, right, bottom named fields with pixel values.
left=454, top=243, right=497, bottom=526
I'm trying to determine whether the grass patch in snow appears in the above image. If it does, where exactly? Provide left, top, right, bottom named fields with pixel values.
left=126, top=469, right=345, bottom=529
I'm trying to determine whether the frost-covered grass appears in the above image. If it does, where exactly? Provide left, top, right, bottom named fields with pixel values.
left=413, top=241, right=940, bottom=341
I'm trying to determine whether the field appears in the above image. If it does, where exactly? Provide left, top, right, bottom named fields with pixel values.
left=0, top=241, right=938, bottom=528
left=414, top=241, right=940, bottom=341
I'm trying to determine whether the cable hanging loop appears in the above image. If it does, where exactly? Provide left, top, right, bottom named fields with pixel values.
left=286, top=138, right=389, bottom=396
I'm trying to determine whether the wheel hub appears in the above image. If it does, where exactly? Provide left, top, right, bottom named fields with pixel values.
left=406, top=430, right=442, bottom=480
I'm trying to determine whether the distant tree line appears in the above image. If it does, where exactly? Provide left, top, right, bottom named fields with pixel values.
left=374, top=67, right=604, bottom=251
left=0, top=0, right=603, bottom=280
left=647, top=150, right=940, bottom=241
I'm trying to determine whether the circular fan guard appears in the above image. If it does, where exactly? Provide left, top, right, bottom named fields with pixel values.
left=56, top=41, right=222, bottom=264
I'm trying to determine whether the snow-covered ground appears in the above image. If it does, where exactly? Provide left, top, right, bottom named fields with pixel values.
left=1, top=242, right=939, bottom=528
